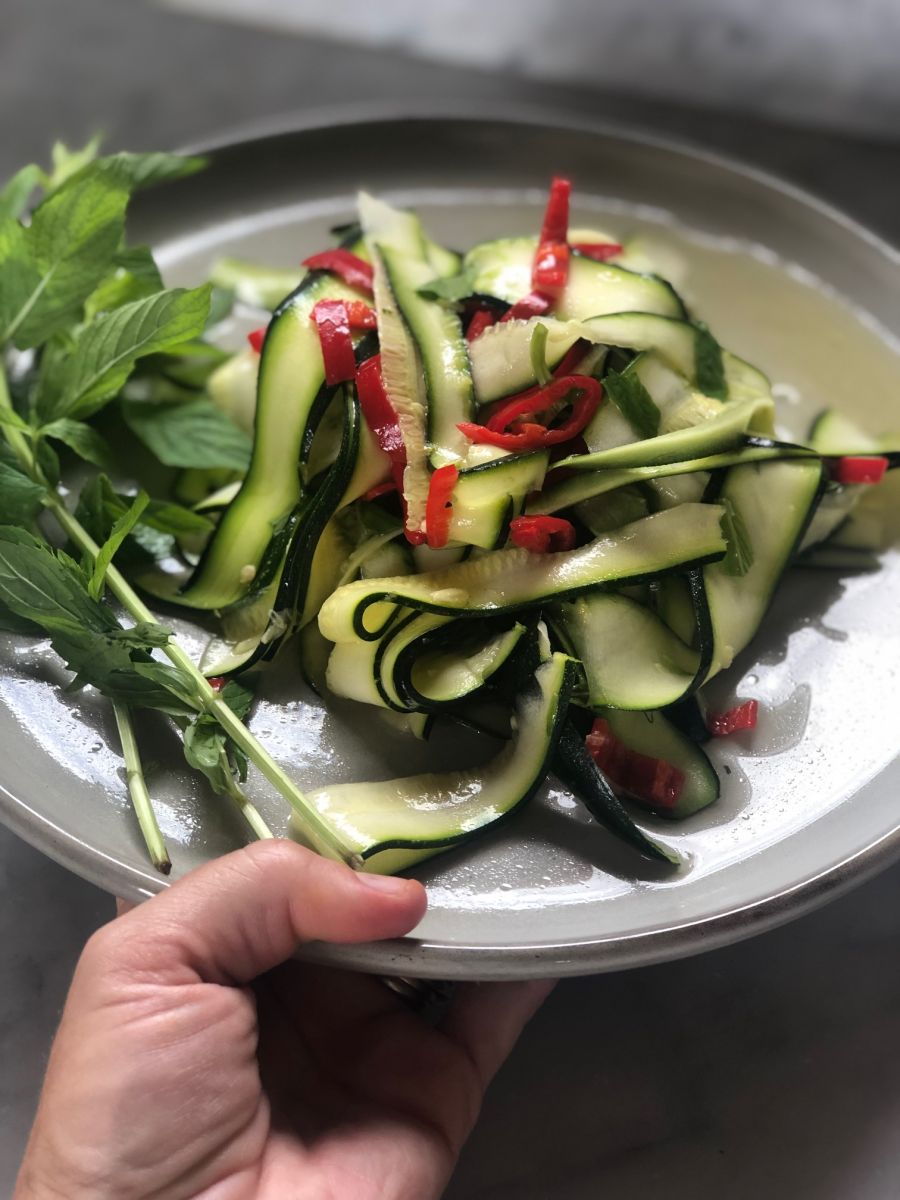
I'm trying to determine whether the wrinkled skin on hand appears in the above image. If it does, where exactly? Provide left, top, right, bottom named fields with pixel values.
left=15, top=841, right=553, bottom=1200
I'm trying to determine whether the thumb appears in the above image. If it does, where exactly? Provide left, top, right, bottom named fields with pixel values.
left=96, top=840, right=426, bottom=987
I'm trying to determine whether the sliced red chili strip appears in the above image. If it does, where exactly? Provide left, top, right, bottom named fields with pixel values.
left=425, top=464, right=459, bottom=549
left=356, top=355, right=426, bottom=544
left=207, top=675, right=227, bottom=691
left=707, top=699, right=759, bottom=737
left=586, top=718, right=684, bottom=810
left=539, top=176, right=571, bottom=245
left=500, top=291, right=553, bottom=323
left=571, top=241, right=624, bottom=262
left=457, top=421, right=549, bottom=452
left=312, top=299, right=376, bottom=332
left=486, top=375, right=602, bottom=439
left=532, top=240, right=569, bottom=295
left=302, top=248, right=374, bottom=295
left=509, top=515, right=576, bottom=554
left=363, top=480, right=397, bottom=502
left=313, top=300, right=357, bottom=386
left=247, top=327, right=266, bottom=354
left=831, top=456, right=889, bottom=485
left=466, top=309, right=498, bottom=342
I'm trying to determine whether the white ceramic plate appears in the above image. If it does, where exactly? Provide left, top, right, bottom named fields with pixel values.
left=2, top=113, right=899, bottom=980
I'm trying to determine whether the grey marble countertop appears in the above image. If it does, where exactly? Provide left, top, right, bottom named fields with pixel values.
left=3, top=3, right=900, bottom=1196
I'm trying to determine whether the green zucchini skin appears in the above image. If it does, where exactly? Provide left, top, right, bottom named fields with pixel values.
left=552, top=722, right=679, bottom=865
left=177, top=270, right=371, bottom=610
left=200, top=389, right=362, bottom=677
left=464, top=237, right=686, bottom=321
left=318, top=504, right=727, bottom=643
left=702, top=457, right=826, bottom=679
left=596, top=707, right=721, bottom=820
left=295, top=653, right=575, bottom=872
left=551, top=568, right=712, bottom=711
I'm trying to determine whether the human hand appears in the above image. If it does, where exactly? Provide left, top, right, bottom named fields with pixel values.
left=15, top=841, right=553, bottom=1200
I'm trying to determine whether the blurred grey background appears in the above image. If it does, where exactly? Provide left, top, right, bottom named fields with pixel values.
left=3, top=3, right=900, bottom=1198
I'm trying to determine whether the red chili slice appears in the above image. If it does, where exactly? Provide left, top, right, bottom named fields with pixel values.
left=312, top=300, right=357, bottom=386
left=207, top=676, right=227, bottom=691
left=532, top=240, right=569, bottom=295
left=466, top=309, right=498, bottom=342
left=500, top=291, right=553, bottom=323
left=831, top=456, right=889, bottom=485
left=247, top=327, right=266, bottom=353
left=707, top=699, right=759, bottom=737
left=425, top=465, right=459, bottom=549
left=356, top=355, right=426, bottom=545
left=363, top=480, right=398, bottom=502
left=539, top=176, right=571, bottom=245
left=571, top=241, right=624, bottom=262
left=586, top=718, right=685, bottom=810
left=302, top=249, right=374, bottom=295
left=509, top=515, right=576, bottom=553
left=311, top=299, right=376, bottom=331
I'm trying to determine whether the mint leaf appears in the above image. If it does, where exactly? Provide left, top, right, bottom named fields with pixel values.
left=721, top=496, right=754, bottom=576
left=53, top=285, right=211, bottom=419
left=694, top=323, right=727, bottom=401
left=0, top=406, right=30, bottom=433
left=0, top=165, right=43, bottom=221
left=0, top=462, right=45, bottom=522
left=3, top=172, right=128, bottom=348
left=85, top=245, right=164, bottom=318
left=0, top=528, right=115, bottom=637
left=416, top=270, right=474, bottom=302
left=44, top=135, right=103, bottom=193
left=122, top=396, right=252, bottom=470
left=604, top=366, right=661, bottom=440
left=40, top=418, right=113, bottom=468
left=93, top=152, right=208, bottom=191
left=89, top=491, right=149, bottom=599
left=183, top=678, right=255, bottom=791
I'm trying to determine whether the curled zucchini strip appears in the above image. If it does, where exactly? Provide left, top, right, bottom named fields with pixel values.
left=294, top=652, right=574, bottom=872
left=318, top=504, right=727, bottom=643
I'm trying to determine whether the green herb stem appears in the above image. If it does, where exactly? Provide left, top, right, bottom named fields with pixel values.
left=0, top=363, right=359, bottom=867
left=215, top=747, right=276, bottom=842
left=112, top=702, right=171, bottom=875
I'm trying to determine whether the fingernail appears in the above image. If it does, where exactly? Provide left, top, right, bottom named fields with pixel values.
left=355, top=872, right=415, bottom=898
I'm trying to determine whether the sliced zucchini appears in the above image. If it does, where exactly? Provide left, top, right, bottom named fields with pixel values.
left=464, top=237, right=685, bottom=321
left=552, top=722, right=679, bottom=864
left=703, top=458, right=825, bottom=677
left=808, top=409, right=900, bottom=461
left=176, top=271, right=370, bottom=610
left=379, top=243, right=474, bottom=466
left=295, top=652, right=574, bottom=872
left=529, top=442, right=809, bottom=516
left=399, top=622, right=526, bottom=708
left=552, top=591, right=706, bottom=710
left=596, top=708, right=720, bottom=819
left=449, top=451, right=549, bottom=549
left=206, top=348, right=258, bottom=435
left=360, top=193, right=432, bottom=536
left=319, top=503, right=727, bottom=642
left=574, top=487, right=650, bottom=536
left=209, top=257, right=305, bottom=310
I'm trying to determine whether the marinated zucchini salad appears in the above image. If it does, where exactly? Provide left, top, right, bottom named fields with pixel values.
left=1, top=146, right=898, bottom=876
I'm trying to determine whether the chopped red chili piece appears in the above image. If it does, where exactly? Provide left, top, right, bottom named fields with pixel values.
left=831, top=456, right=889, bottom=485
left=586, top=718, right=685, bottom=810
left=356, top=355, right=426, bottom=544
left=247, top=327, right=266, bottom=353
left=707, top=699, right=759, bottom=737
left=456, top=421, right=549, bottom=452
left=312, top=298, right=376, bottom=331
left=312, top=300, right=357, bottom=386
left=532, top=240, right=569, bottom=295
left=425, top=465, right=460, bottom=549
left=539, top=176, right=571, bottom=245
left=500, top=291, right=553, bottom=322
left=571, top=241, right=624, bottom=262
left=363, top=480, right=397, bottom=502
left=207, top=676, right=227, bottom=691
left=302, top=249, right=374, bottom=295
left=466, top=309, right=498, bottom=342
left=509, top=515, right=576, bottom=554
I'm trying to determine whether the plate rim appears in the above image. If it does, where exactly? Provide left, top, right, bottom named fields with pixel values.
left=3, top=106, right=900, bottom=979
